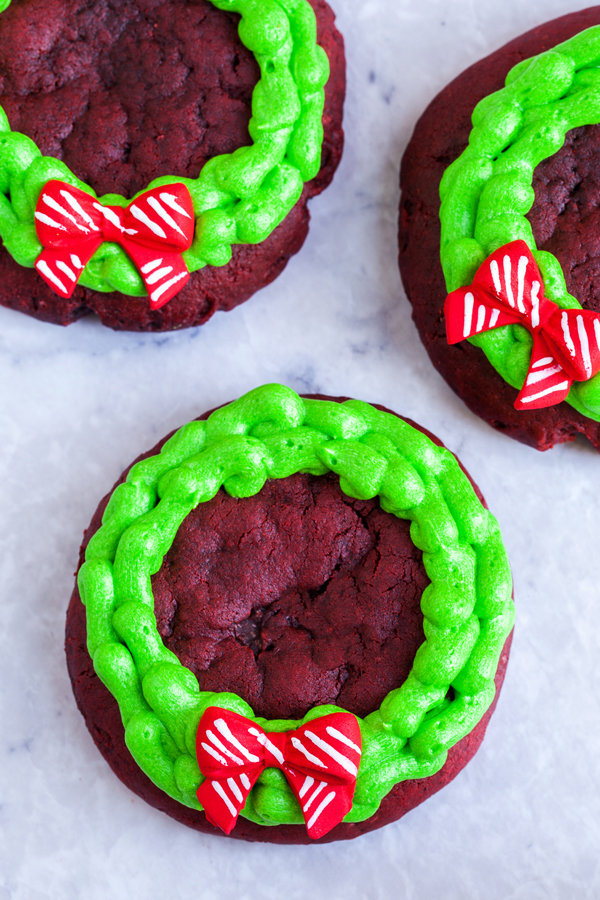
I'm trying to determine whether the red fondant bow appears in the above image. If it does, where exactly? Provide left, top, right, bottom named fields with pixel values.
left=196, top=707, right=362, bottom=839
left=444, top=240, right=600, bottom=409
left=34, top=179, right=195, bottom=309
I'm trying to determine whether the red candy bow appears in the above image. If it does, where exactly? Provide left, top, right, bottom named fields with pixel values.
left=34, top=180, right=195, bottom=309
left=196, top=707, right=362, bottom=839
left=444, top=240, right=600, bottom=409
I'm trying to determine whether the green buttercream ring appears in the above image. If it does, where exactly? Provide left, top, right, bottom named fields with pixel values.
left=77, top=384, right=514, bottom=827
left=0, top=0, right=329, bottom=296
left=439, top=25, right=600, bottom=422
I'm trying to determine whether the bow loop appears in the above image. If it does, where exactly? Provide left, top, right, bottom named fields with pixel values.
left=34, top=179, right=195, bottom=309
left=284, top=713, right=361, bottom=785
left=444, top=240, right=600, bottom=409
left=543, top=306, right=600, bottom=382
left=34, top=183, right=103, bottom=249
left=196, top=707, right=283, bottom=778
left=195, top=707, right=362, bottom=839
left=122, top=186, right=194, bottom=253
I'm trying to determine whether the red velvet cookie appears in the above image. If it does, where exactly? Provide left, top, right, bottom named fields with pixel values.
left=399, top=8, right=600, bottom=451
left=65, top=393, right=513, bottom=843
left=0, top=0, right=344, bottom=331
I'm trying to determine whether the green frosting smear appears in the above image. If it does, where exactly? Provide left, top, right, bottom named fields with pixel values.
left=0, top=0, right=329, bottom=296
left=439, top=25, right=600, bottom=421
left=78, top=384, right=514, bottom=827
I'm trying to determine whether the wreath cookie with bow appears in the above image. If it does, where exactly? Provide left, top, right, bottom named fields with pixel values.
left=399, top=11, right=600, bottom=451
left=66, top=385, right=514, bottom=843
left=0, top=0, right=345, bottom=330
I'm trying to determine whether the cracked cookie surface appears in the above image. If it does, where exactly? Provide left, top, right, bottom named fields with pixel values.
left=529, top=123, right=600, bottom=315
left=152, top=471, right=428, bottom=720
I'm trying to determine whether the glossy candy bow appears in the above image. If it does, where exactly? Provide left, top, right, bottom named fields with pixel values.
left=444, top=240, right=600, bottom=409
left=196, top=707, right=362, bottom=839
left=34, top=179, right=195, bottom=309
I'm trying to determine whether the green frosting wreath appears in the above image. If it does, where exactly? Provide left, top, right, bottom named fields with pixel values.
left=77, top=384, right=514, bottom=827
left=0, top=0, right=329, bottom=297
left=439, top=25, right=600, bottom=422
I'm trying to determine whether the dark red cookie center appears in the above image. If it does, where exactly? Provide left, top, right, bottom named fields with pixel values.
left=529, top=124, right=600, bottom=314
left=0, top=0, right=257, bottom=196
left=151, top=472, right=429, bottom=720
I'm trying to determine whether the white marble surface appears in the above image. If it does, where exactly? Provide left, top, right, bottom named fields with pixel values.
left=1, top=0, right=600, bottom=897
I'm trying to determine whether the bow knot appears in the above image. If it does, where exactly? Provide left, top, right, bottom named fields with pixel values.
left=196, top=707, right=362, bottom=839
left=444, top=240, right=600, bottom=409
left=34, top=180, right=195, bottom=309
